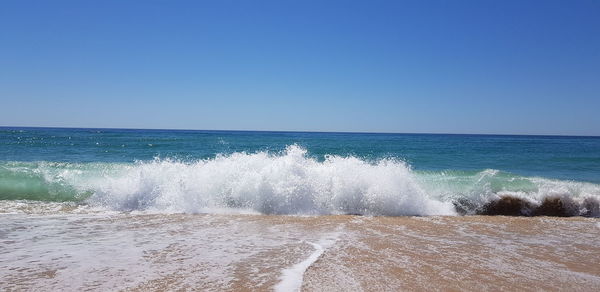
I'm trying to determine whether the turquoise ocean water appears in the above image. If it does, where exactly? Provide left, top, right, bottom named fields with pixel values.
left=1, top=127, right=599, bottom=216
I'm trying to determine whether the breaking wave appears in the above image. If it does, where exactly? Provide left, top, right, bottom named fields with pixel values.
left=1, top=145, right=599, bottom=216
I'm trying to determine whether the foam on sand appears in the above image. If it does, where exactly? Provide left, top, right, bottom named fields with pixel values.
left=275, top=233, right=340, bottom=292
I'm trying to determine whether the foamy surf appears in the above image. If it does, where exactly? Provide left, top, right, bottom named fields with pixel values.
left=275, top=233, right=340, bottom=292
left=1, top=145, right=599, bottom=217
left=274, top=242, right=326, bottom=292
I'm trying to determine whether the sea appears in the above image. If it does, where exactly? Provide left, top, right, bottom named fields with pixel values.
left=2, top=127, right=600, bottom=291
left=1, top=127, right=599, bottom=216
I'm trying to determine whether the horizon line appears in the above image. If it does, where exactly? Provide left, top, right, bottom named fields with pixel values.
left=1, top=125, right=599, bottom=138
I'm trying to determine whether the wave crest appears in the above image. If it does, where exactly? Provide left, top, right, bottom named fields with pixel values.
left=1, top=145, right=599, bottom=217
left=85, top=145, right=454, bottom=215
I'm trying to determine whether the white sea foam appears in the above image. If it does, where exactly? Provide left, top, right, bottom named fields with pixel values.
left=274, top=233, right=340, bottom=292
left=64, top=145, right=456, bottom=216
left=4, top=145, right=600, bottom=216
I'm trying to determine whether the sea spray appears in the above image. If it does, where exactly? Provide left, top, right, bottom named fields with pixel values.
left=1, top=145, right=599, bottom=216
left=83, top=145, right=454, bottom=215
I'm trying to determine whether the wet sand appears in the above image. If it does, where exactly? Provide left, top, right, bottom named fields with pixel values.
left=303, top=216, right=600, bottom=291
left=1, top=213, right=599, bottom=291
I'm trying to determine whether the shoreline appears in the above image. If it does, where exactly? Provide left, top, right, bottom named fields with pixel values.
left=1, top=213, right=599, bottom=291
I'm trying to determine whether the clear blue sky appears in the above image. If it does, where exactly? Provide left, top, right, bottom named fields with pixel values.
left=1, top=0, right=599, bottom=135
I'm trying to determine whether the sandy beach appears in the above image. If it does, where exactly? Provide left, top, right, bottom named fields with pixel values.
left=2, top=210, right=599, bottom=291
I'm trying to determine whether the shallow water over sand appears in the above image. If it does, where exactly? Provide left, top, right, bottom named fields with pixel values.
left=1, top=208, right=599, bottom=291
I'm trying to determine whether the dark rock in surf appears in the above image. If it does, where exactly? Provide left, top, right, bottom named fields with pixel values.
left=534, top=196, right=580, bottom=217
left=479, top=196, right=535, bottom=216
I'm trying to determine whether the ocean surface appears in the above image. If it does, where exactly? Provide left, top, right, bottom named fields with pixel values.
left=1, top=127, right=599, bottom=216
